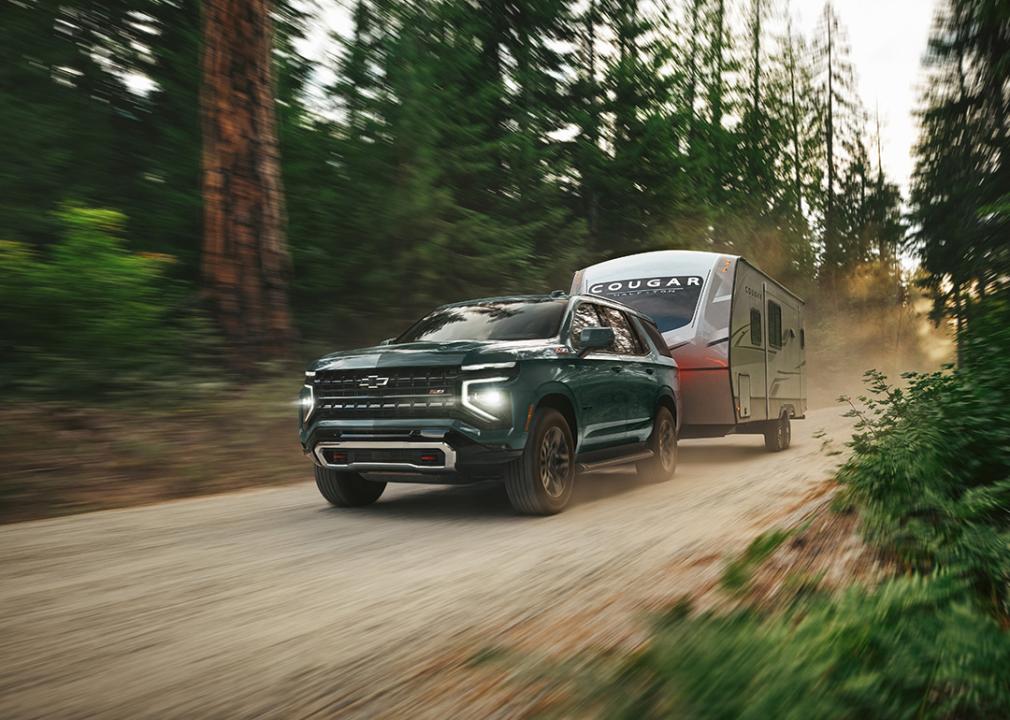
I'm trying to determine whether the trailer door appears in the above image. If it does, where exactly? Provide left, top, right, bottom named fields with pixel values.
left=762, top=283, right=771, bottom=419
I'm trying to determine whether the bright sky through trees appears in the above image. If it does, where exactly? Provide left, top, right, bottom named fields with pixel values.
left=792, top=0, right=936, bottom=197
left=303, top=0, right=936, bottom=199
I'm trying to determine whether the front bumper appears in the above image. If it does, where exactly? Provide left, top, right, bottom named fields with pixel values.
left=301, top=418, right=526, bottom=482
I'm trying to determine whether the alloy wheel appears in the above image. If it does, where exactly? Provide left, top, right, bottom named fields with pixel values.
left=657, top=417, right=676, bottom=470
left=539, top=426, right=571, bottom=498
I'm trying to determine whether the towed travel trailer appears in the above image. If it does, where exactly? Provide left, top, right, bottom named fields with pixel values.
left=571, top=251, right=806, bottom=451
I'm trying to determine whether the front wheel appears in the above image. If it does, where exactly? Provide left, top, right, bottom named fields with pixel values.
left=314, top=465, right=386, bottom=507
left=504, top=407, right=575, bottom=515
left=764, top=413, right=792, bottom=452
left=638, top=406, right=678, bottom=482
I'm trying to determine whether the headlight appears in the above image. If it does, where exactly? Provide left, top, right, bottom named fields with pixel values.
left=300, top=384, right=315, bottom=423
left=462, top=376, right=511, bottom=421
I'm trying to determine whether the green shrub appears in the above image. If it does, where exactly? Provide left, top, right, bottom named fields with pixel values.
left=0, top=206, right=213, bottom=397
left=591, top=301, right=1010, bottom=719
left=839, top=306, right=1010, bottom=618
left=720, top=528, right=793, bottom=592
left=611, top=575, right=1010, bottom=720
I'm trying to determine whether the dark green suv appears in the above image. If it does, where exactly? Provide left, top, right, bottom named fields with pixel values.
left=299, top=293, right=681, bottom=514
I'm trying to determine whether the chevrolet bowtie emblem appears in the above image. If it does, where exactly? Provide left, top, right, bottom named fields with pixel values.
left=360, top=375, right=389, bottom=389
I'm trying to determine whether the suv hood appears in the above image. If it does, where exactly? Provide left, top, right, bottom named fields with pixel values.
left=310, top=339, right=563, bottom=373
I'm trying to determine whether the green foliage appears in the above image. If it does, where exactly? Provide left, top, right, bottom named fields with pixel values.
left=2, top=0, right=910, bottom=352
left=0, top=206, right=211, bottom=397
left=594, top=301, right=1010, bottom=718
left=721, top=528, right=792, bottom=592
left=612, top=575, right=1010, bottom=720
left=840, top=315, right=1010, bottom=617
left=911, top=0, right=1010, bottom=326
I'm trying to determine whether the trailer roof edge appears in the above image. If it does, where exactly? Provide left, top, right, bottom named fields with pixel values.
left=737, top=257, right=806, bottom=305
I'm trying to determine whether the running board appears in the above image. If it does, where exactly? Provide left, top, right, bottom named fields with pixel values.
left=577, top=450, right=653, bottom=473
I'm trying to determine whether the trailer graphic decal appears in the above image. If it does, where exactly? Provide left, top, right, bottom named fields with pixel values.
left=588, top=276, right=705, bottom=333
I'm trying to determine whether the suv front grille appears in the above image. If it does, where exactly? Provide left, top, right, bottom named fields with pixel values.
left=312, top=367, right=461, bottom=420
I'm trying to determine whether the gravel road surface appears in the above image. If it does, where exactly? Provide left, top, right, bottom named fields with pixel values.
left=0, top=406, right=852, bottom=719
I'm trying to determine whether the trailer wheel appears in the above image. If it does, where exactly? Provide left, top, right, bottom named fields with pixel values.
left=764, top=413, right=791, bottom=452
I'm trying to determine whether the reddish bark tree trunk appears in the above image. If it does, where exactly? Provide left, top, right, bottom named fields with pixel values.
left=201, top=0, right=293, bottom=363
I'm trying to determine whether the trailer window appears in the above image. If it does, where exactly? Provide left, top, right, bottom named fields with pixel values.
left=750, top=309, right=762, bottom=346
left=768, top=301, right=783, bottom=349
left=586, top=276, right=704, bottom=333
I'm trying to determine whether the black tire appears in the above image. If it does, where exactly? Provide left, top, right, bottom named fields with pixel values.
left=314, top=465, right=386, bottom=507
left=637, top=406, right=678, bottom=482
left=764, top=413, right=792, bottom=452
left=504, top=407, right=575, bottom=515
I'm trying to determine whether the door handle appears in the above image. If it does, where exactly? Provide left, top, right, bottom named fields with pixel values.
left=645, top=368, right=654, bottom=375
left=611, top=365, right=623, bottom=373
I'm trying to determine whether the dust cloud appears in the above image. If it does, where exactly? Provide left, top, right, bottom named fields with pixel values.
left=806, top=288, right=954, bottom=409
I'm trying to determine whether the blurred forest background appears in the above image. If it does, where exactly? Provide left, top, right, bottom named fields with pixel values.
left=3, top=0, right=936, bottom=390
left=0, top=0, right=1006, bottom=514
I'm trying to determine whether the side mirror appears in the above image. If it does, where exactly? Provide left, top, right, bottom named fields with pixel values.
left=578, top=326, right=614, bottom=355
left=379, top=337, right=395, bottom=346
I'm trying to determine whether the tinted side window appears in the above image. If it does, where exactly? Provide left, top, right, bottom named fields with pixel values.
left=599, top=306, right=644, bottom=355
left=750, top=308, right=762, bottom=346
left=570, top=303, right=603, bottom=345
left=641, top=320, right=672, bottom=358
left=768, top=302, right=782, bottom=349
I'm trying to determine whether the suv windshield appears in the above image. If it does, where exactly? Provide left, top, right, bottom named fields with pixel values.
left=397, top=299, right=567, bottom=343
left=588, top=275, right=703, bottom=332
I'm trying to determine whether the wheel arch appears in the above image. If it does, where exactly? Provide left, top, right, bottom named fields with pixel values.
left=656, top=387, right=679, bottom=430
left=533, top=390, right=579, bottom=448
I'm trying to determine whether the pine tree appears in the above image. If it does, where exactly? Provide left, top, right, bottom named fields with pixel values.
left=593, top=0, right=683, bottom=254
left=911, top=0, right=1010, bottom=334
left=812, top=1, right=863, bottom=281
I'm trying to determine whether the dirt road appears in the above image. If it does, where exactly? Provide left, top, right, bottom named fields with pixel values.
left=0, top=407, right=852, bottom=719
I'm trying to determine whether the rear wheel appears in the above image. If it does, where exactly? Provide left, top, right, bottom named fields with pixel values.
left=504, top=408, right=575, bottom=515
left=638, top=406, right=678, bottom=482
left=314, top=466, right=386, bottom=507
left=764, top=413, right=791, bottom=452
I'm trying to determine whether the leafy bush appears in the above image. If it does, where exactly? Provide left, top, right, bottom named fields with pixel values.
left=839, top=302, right=1010, bottom=618
left=592, top=301, right=1010, bottom=718
left=0, top=206, right=213, bottom=397
left=611, top=575, right=1010, bottom=720
left=720, top=529, right=793, bottom=592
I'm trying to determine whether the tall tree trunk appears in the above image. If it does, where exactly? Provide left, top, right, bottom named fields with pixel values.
left=582, top=0, right=599, bottom=239
left=749, top=0, right=762, bottom=184
left=709, top=0, right=726, bottom=213
left=787, top=22, right=803, bottom=216
left=825, top=5, right=836, bottom=271
left=685, top=0, right=703, bottom=143
left=874, top=104, right=890, bottom=265
left=710, top=0, right=726, bottom=129
left=201, top=0, right=293, bottom=363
